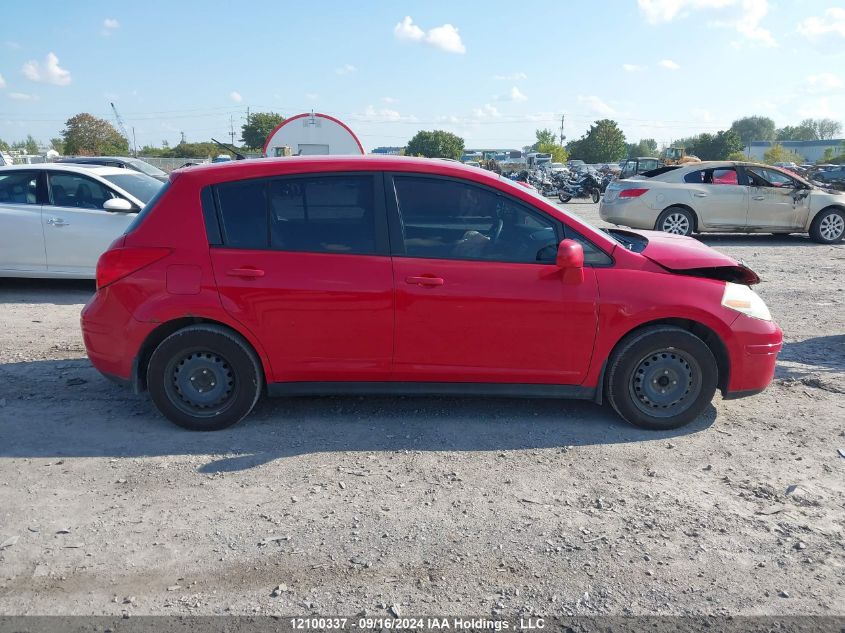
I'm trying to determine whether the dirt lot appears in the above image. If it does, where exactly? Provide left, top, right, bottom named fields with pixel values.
left=0, top=202, right=843, bottom=618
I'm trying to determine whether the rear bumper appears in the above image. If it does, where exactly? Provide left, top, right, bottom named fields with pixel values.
left=599, top=198, right=660, bottom=229
left=723, top=315, right=783, bottom=397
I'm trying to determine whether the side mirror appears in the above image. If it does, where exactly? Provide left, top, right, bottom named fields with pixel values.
left=103, top=198, right=136, bottom=213
left=556, top=239, right=584, bottom=269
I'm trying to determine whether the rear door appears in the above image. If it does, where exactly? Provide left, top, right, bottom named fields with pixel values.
left=42, top=171, right=137, bottom=276
left=208, top=172, right=394, bottom=383
left=683, top=166, right=749, bottom=229
left=743, top=166, right=810, bottom=230
left=0, top=170, right=46, bottom=274
left=387, top=173, right=599, bottom=385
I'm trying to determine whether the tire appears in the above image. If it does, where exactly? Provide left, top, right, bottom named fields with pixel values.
left=655, top=206, right=695, bottom=236
left=559, top=193, right=572, bottom=203
left=591, top=189, right=600, bottom=204
left=809, top=208, right=845, bottom=244
left=147, top=325, right=263, bottom=431
left=606, top=326, right=717, bottom=430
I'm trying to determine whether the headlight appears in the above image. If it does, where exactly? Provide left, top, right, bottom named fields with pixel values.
left=721, top=282, right=772, bottom=321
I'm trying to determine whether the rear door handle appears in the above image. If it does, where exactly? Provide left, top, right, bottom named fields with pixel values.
left=752, top=195, right=766, bottom=200
left=693, top=193, right=708, bottom=198
left=46, top=217, right=68, bottom=227
left=227, top=267, right=265, bottom=279
left=405, top=275, right=444, bottom=287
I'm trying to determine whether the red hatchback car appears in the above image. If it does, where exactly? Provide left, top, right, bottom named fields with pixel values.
left=81, top=156, right=782, bottom=431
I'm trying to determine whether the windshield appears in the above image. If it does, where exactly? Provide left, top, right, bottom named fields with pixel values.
left=103, top=173, right=165, bottom=205
left=127, top=159, right=167, bottom=178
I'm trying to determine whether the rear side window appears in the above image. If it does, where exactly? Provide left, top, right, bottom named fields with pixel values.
left=216, top=179, right=268, bottom=249
left=0, top=171, right=38, bottom=205
left=269, top=176, right=376, bottom=254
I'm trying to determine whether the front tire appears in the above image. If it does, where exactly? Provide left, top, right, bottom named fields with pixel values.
left=591, top=188, right=600, bottom=203
left=809, top=208, right=845, bottom=244
left=147, top=325, right=263, bottom=431
left=559, top=193, right=572, bottom=203
left=656, top=206, right=695, bottom=236
left=606, top=326, right=717, bottom=430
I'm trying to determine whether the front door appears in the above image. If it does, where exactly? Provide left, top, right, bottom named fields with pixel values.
left=43, top=171, right=136, bottom=276
left=0, top=170, right=45, bottom=274
left=743, top=165, right=810, bottom=231
left=388, top=174, right=599, bottom=384
left=208, top=172, right=394, bottom=383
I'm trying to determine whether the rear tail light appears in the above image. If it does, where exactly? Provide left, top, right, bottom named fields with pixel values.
left=619, top=188, right=649, bottom=198
left=96, top=247, right=171, bottom=290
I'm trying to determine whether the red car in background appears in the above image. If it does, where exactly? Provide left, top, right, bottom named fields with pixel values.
left=81, top=156, right=782, bottom=431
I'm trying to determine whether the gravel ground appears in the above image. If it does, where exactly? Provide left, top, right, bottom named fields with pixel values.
left=0, top=201, right=843, bottom=618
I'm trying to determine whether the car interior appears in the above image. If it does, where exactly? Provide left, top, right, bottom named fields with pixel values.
left=0, top=173, right=37, bottom=204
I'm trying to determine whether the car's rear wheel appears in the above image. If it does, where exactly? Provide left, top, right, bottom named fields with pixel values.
left=656, top=206, right=695, bottom=236
left=809, top=208, right=845, bottom=244
left=606, top=326, right=717, bottom=430
left=147, top=325, right=262, bottom=431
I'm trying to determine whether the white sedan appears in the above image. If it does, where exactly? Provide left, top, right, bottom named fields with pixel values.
left=600, top=161, right=845, bottom=244
left=0, top=163, right=164, bottom=279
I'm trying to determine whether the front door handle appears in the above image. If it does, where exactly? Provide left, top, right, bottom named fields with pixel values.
left=693, top=192, right=708, bottom=198
left=46, top=217, right=68, bottom=227
left=405, top=275, right=444, bottom=287
left=227, top=267, right=265, bottom=279
left=752, top=195, right=766, bottom=201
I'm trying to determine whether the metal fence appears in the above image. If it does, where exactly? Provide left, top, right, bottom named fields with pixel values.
left=137, top=157, right=211, bottom=172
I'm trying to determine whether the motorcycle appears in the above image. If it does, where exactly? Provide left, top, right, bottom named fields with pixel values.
left=558, top=172, right=602, bottom=203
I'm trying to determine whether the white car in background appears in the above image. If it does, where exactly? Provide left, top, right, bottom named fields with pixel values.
left=600, top=161, right=845, bottom=244
left=0, top=163, right=164, bottom=279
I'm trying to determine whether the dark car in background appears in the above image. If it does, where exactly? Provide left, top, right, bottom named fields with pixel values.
left=56, top=156, right=169, bottom=182
left=812, top=166, right=845, bottom=191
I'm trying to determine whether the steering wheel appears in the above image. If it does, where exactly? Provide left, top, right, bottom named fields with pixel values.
left=489, top=218, right=504, bottom=244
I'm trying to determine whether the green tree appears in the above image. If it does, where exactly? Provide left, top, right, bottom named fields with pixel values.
left=729, top=116, right=776, bottom=147
left=241, top=111, right=284, bottom=150
left=776, top=124, right=816, bottom=141
left=531, top=128, right=557, bottom=151
left=626, top=138, right=658, bottom=157
left=405, top=130, right=465, bottom=160
left=800, top=117, right=842, bottom=140
left=536, top=140, right=568, bottom=163
left=763, top=143, right=804, bottom=165
left=62, top=113, right=129, bottom=156
left=24, top=134, right=39, bottom=154
left=566, top=119, right=626, bottom=163
left=50, top=137, right=64, bottom=154
left=0, top=138, right=9, bottom=151
left=727, top=150, right=748, bottom=161
left=693, top=130, right=743, bottom=160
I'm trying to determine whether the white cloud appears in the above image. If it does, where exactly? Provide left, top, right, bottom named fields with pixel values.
left=805, top=73, right=843, bottom=94
left=229, top=91, right=243, bottom=103
left=798, top=8, right=845, bottom=42
left=21, top=52, right=72, bottom=86
left=102, top=18, right=120, bottom=35
left=335, top=64, right=357, bottom=75
left=638, top=0, right=775, bottom=46
left=393, top=16, right=466, bottom=54
left=382, top=96, right=399, bottom=104
left=8, top=92, right=39, bottom=101
left=690, top=107, right=713, bottom=122
left=578, top=95, right=616, bottom=116
left=354, top=105, right=418, bottom=123
left=798, top=97, right=835, bottom=119
left=493, top=72, right=527, bottom=81
left=471, top=104, right=501, bottom=118
left=305, top=92, right=319, bottom=100
left=497, top=86, right=527, bottom=102
left=659, top=59, right=680, bottom=70
left=622, top=64, right=645, bottom=72
left=0, top=74, right=5, bottom=89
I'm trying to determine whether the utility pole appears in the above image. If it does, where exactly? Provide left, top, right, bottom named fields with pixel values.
left=229, top=115, right=235, bottom=146
left=131, top=127, right=137, bottom=157
left=559, top=114, right=565, bottom=145
left=180, top=131, right=186, bottom=144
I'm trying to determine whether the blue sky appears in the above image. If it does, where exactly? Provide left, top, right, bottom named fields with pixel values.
left=1, top=0, right=844, bottom=151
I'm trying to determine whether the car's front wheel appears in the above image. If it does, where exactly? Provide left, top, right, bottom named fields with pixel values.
left=147, top=325, right=263, bottom=431
left=809, top=208, right=845, bottom=244
left=656, top=206, right=695, bottom=236
left=606, top=326, right=717, bottom=430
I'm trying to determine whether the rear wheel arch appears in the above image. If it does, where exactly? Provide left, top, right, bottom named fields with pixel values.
left=134, top=317, right=269, bottom=391
left=659, top=204, right=699, bottom=232
left=603, top=317, right=730, bottom=394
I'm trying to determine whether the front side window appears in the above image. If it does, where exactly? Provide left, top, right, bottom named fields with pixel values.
left=0, top=171, right=38, bottom=205
left=394, top=176, right=559, bottom=263
left=269, top=175, right=376, bottom=254
left=746, top=167, right=795, bottom=188
left=48, top=173, right=118, bottom=209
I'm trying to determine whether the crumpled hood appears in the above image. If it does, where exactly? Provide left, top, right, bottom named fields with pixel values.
left=624, top=229, right=761, bottom=285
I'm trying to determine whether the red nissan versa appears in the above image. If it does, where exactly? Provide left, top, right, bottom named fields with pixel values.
left=80, top=156, right=783, bottom=431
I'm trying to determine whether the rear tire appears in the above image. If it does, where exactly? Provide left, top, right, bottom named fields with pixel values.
left=809, top=208, right=845, bottom=244
left=147, top=325, right=263, bottom=431
left=591, top=189, right=600, bottom=203
left=559, top=193, right=572, bottom=203
left=606, top=326, right=717, bottom=430
left=655, top=206, right=695, bottom=236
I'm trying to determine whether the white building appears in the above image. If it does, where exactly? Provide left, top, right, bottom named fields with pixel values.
left=263, top=112, right=364, bottom=157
